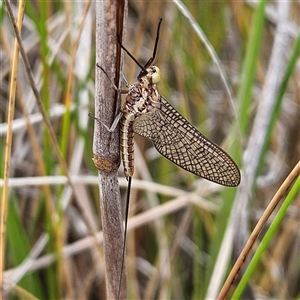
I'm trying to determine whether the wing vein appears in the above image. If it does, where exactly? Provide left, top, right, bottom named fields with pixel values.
left=133, top=96, right=240, bottom=186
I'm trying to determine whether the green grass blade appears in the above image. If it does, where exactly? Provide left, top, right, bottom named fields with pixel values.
left=232, top=174, right=300, bottom=298
left=237, top=0, right=267, bottom=133
left=257, top=31, right=300, bottom=178
left=205, top=1, right=267, bottom=295
left=6, top=195, right=45, bottom=299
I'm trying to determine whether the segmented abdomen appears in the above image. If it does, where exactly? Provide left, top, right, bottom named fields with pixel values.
left=120, top=112, right=135, bottom=178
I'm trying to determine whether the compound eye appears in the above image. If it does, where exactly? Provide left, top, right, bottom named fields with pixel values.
left=151, top=66, right=161, bottom=84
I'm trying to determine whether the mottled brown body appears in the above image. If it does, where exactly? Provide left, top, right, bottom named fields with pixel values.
left=120, top=67, right=160, bottom=178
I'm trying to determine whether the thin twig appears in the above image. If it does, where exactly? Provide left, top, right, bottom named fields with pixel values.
left=3, top=0, right=75, bottom=192
left=217, top=161, right=300, bottom=300
left=4, top=190, right=215, bottom=278
left=1, top=1, right=25, bottom=296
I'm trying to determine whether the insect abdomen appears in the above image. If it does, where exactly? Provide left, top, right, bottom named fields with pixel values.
left=120, top=113, right=135, bottom=178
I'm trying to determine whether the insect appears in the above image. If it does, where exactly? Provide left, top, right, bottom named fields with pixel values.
left=120, top=64, right=240, bottom=186
left=94, top=18, right=240, bottom=299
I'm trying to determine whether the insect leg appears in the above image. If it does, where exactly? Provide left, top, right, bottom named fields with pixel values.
left=88, top=111, right=122, bottom=132
left=96, top=63, right=128, bottom=94
left=94, top=63, right=127, bottom=131
left=122, top=71, right=130, bottom=88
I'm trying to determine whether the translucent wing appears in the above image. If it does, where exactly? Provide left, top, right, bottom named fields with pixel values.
left=133, top=96, right=240, bottom=186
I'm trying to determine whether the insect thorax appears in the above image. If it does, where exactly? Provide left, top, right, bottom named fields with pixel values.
left=124, top=67, right=161, bottom=117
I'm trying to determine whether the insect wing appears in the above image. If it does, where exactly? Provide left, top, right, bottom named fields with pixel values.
left=133, top=96, right=240, bottom=186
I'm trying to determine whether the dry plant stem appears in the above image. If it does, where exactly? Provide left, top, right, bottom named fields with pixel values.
left=3, top=0, right=75, bottom=190
left=0, top=104, right=67, bottom=136
left=1, top=1, right=25, bottom=296
left=3, top=1, right=78, bottom=296
left=5, top=234, right=48, bottom=293
left=172, top=0, right=242, bottom=142
left=60, top=1, right=100, bottom=241
left=59, top=2, right=93, bottom=297
left=217, top=161, right=300, bottom=300
left=94, top=1, right=127, bottom=299
left=207, top=2, right=291, bottom=298
left=234, top=1, right=291, bottom=253
left=64, top=0, right=92, bottom=108
left=4, top=190, right=214, bottom=277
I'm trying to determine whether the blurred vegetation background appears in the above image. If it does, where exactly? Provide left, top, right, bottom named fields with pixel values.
left=1, top=1, right=299, bottom=299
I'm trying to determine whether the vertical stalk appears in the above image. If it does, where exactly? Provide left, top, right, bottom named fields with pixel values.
left=94, top=1, right=127, bottom=299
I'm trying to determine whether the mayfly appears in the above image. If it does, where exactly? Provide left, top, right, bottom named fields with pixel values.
left=93, top=18, right=240, bottom=298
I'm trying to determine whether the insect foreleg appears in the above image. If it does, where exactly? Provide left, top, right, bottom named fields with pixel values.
left=94, top=63, right=128, bottom=131
left=108, top=111, right=122, bottom=132
left=88, top=111, right=123, bottom=132
left=122, top=72, right=130, bottom=88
